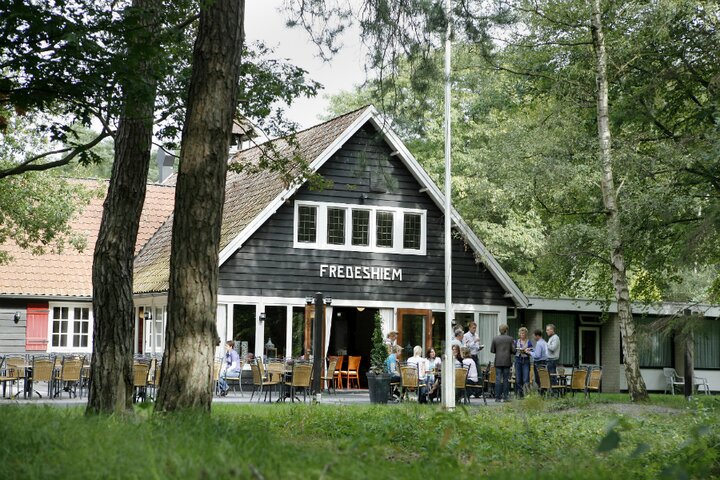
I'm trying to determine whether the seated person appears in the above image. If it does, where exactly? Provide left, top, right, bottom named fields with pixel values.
left=218, top=340, right=241, bottom=396
left=451, top=344, right=463, bottom=368
left=407, top=345, right=427, bottom=379
left=425, top=347, right=441, bottom=399
left=385, top=345, right=402, bottom=383
left=461, top=347, right=479, bottom=385
left=243, top=352, right=254, bottom=370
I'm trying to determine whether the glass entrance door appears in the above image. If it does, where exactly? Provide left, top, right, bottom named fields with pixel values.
left=578, top=327, right=600, bottom=366
left=396, top=309, right=432, bottom=359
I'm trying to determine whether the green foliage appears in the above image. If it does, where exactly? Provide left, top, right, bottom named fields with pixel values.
left=324, top=1, right=720, bottom=303
left=369, top=311, right=387, bottom=374
left=1, top=399, right=718, bottom=479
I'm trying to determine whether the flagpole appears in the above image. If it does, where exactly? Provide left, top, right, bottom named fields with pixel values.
left=441, top=0, right=455, bottom=411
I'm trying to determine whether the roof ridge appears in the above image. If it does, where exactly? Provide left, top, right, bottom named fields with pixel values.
left=232, top=105, right=372, bottom=158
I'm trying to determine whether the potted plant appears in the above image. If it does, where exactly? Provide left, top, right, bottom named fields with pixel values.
left=366, top=311, right=391, bottom=404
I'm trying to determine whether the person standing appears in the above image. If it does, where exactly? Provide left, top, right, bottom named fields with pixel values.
left=218, top=340, right=241, bottom=396
left=450, top=329, right=464, bottom=348
left=490, top=324, right=515, bottom=402
left=529, top=329, right=548, bottom=388
left=546, top=324, right=561, bottom=382
left=514, top=327, right=533, bottom=398
left=384, top=330, right=398, bottom=349
left=463, top=321, right=484, bottom=374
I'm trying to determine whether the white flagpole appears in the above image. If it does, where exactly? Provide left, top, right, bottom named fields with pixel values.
left=441, top=0, right=455, bottom=410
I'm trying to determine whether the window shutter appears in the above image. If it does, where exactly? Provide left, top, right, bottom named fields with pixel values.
left=26, top=303, right=49, bottom=351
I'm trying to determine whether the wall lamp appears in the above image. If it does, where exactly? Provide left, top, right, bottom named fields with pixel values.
left=144, top=311, right=153, bottom=320
left=13, top=311, right=21, bottom=324
left=259, top=312, right=266, bottom=322
left=324, top=296, right=332, bottom=305
left=305, top=296, right=313, bottom=305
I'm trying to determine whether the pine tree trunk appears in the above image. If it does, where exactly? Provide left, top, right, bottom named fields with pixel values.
left=590, top=0, right=648, bottom=402
left=87, top=0, right=160, bottom=414
left=155, top=0, right=244, bottom=412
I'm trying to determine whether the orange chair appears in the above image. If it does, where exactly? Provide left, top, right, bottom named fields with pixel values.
left=343, top=356, right=361, bottom=389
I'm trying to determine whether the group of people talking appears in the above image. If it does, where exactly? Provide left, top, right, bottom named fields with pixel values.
left=383, top=322, right=561, bottom=402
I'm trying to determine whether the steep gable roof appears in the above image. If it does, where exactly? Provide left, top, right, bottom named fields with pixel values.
left=0, top=180, right=175, bottom=298
left=133, top=106, right=528, bottom=307
left=133, top=107, right=369, bottom=294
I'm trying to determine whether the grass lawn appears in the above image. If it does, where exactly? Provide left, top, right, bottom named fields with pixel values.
left=1, top=394, right=717, bottom=479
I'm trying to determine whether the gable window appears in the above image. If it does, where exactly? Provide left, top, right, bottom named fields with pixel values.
left=294, top=201, right=426, bottom=255
left=297, top=205, right=317, bottom=243
left=50, top=304, right=92, bottom=352
left=327, top=207, right=346, bottom=245
left=376, top=211, right=394, bottom=248
left=403, top=213, right=422, bottom=250
left=352, top=210, right=370, bottom=246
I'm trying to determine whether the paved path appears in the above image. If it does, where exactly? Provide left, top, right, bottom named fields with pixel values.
left=1, top=389, right=500, bottom=407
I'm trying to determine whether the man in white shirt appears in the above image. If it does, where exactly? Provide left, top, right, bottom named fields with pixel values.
left=463, top=321, right=484, bottom=377
left=546, top=324, right=561, bottom=383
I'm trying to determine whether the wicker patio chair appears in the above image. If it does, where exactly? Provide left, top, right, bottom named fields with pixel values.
left=568, top=367, right=588, bottom=397
left=287, top=363, right=313, bottom=402
left=321, top=357, right=338, bottom=395
left=586, top=367, right=602, bottom=397
left=54, top=357, right=82, bottom=398
left=29, top=356, right=55, bottom=399
left=132, top=362, right=150, bottom=403
left=455, top=367, right=470, bottom=404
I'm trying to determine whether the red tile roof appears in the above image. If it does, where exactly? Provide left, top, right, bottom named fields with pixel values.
left=0, top=180, right=175, bottom=298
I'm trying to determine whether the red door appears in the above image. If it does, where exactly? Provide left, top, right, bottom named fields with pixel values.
left=26, top=303, right=49, bottom=351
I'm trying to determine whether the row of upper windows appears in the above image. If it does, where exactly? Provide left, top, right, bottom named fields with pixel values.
left=293, top=201, right=427, bottom=255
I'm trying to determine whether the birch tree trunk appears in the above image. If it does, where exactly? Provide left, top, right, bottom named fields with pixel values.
left=590, top=0, right=648, bottom=402
left=155, top=0, right=244, bottom=412
left=87, top=0, right=160, bottom=414
left=684, top=329, right=694, bottom=399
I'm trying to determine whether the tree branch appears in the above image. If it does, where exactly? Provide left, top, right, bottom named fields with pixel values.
left=0, top=130, right=111, bottom=180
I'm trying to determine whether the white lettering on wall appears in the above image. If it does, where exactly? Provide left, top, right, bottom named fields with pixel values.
left=319, top=264, right=403, bottom=281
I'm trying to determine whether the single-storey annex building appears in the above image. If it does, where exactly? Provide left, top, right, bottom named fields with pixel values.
left=1, top=106, right=718, bottom=392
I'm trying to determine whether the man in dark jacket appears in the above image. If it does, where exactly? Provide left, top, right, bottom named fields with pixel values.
left=490, top=324, right=516, bottom=402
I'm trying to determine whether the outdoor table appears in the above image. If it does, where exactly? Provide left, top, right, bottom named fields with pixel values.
left=10, top=363, right=32, bottom=399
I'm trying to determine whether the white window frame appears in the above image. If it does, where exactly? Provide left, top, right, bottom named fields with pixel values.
left=48, top=302, right=93, bottom=353
left=293, top=200, right=427, bottom=255
left=140, top=305, right=167, bottom=354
